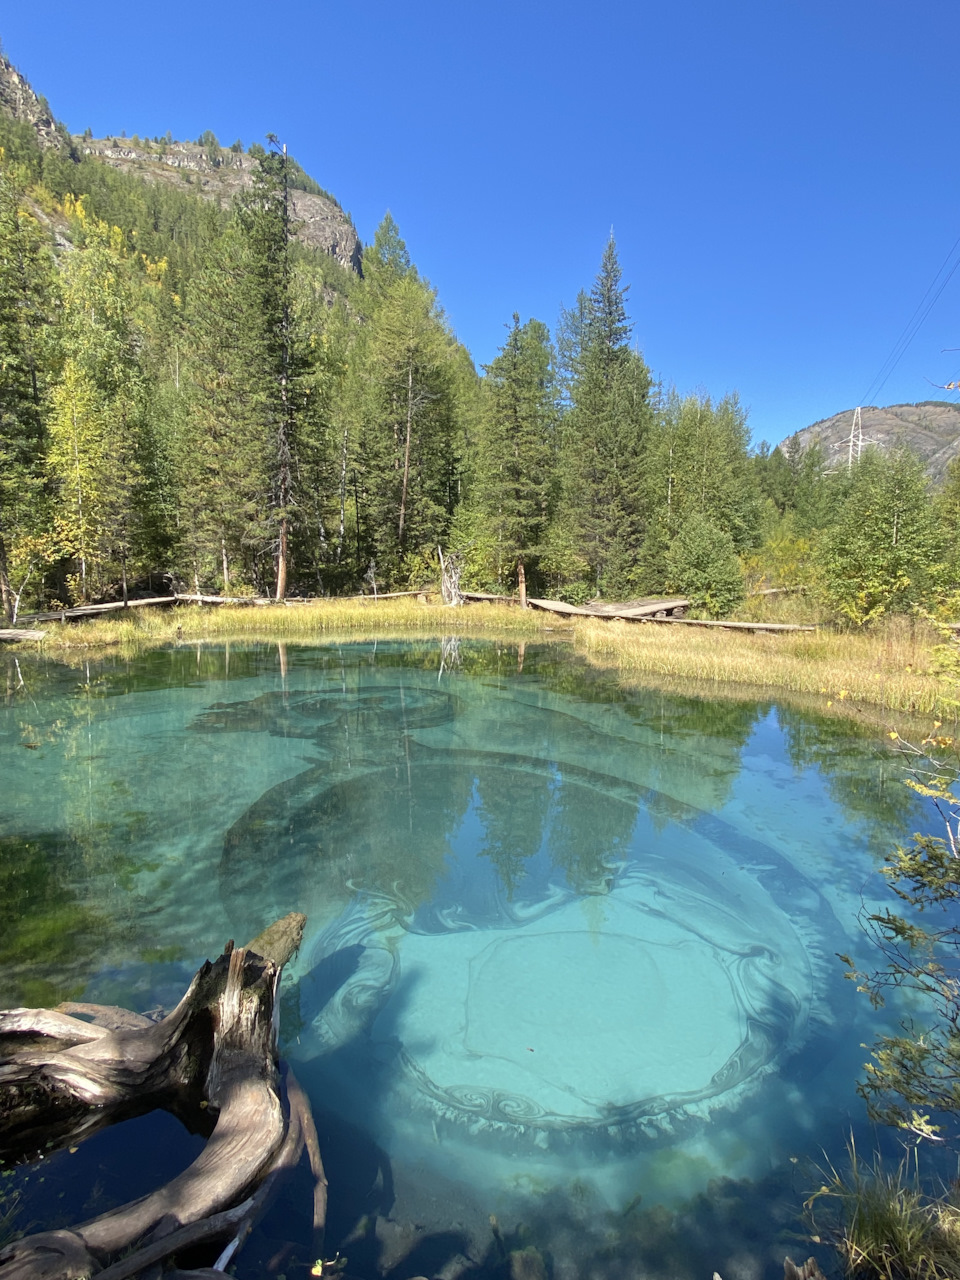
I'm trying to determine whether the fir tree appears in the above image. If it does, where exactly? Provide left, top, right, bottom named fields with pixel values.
left=551, top=236, right=652, bottom=597
left=466, top=313, right=557, bottom=592
left=0, top=158, right=56, bottom=619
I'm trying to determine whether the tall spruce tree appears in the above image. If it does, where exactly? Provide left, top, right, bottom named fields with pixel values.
left=0, top=158, right=56, bottom=620
left=236, top=141, right=304, bottom=598
left=357, top=270, right=461, bottom=582
left=177, top=223, right=271, bottom=592
left=550, top=236, right=652, bottom=597
left=463, top=313, right=558, bottom=592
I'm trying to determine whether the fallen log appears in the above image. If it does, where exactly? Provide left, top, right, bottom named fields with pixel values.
left=653, top=617, right=817, bottom=633
left=18, top=597, right=177, bottom=624
left=0, top=912, right=324, bottom=1280
left=0, top=630, right=45, bottom=643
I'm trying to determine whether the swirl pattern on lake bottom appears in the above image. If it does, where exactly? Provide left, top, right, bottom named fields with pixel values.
left=238, top=751, right=844, bottom=1153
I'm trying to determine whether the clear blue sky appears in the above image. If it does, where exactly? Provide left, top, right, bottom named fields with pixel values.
left=4, top=1, right=960, bottom=446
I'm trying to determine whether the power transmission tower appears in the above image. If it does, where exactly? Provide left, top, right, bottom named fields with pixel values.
left=847, top=406, right=862, bottom=470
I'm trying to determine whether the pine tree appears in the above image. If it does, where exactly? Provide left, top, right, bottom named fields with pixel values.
left=176, top=224, right=270, bottom=592
left=357, top=272, right=460, bottom=582
left=639, top=392, right=760, bottom=590
left=363, top=212, right=415, bottom=295
left=239, top=141, right=299, bottom=598
left=665, top=511, right=745, bottom=617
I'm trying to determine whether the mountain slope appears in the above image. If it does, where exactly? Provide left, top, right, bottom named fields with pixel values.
left=0, top=50, right=361, bottom=272
left=786, top=401, right=960, bottom=483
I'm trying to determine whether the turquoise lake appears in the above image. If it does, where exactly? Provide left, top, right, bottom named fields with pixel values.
left=0, top=639, right=933, bottom=1279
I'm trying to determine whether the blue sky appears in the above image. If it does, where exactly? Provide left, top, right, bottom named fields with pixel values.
left=4, top=1, right=960, bottom=446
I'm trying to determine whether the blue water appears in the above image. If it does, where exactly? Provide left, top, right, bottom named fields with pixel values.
left=0, top=639, right=934, bottom=1278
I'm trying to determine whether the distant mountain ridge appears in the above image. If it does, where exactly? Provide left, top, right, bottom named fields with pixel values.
left=0, top=50, right=362, bottom=272
left=785, top=401, right=960, bottom=483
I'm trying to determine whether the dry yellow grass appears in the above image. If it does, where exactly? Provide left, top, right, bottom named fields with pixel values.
left=32, top=597, right=558, bottom=648
left=575, top=614, right=951, bottom=718
left=14, top=598, right=956, bottom=720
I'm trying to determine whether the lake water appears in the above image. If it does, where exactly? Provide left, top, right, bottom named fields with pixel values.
left=0, top=639, right=933, bottom=1279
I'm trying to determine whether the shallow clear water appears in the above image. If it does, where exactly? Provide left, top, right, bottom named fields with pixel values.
left=0, top=639, right=933, bottom=1278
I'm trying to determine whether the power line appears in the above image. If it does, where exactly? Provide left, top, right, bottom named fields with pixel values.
left=859, top=229, right=960, bottom=408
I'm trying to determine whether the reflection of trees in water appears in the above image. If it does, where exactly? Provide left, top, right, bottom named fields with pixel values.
left=0, top=833, right=119, bottom=1006
left=2, top=641, right=916, bottom=1017
left=548, top=772, right=638, bottom=893
left=219, top=749, right=478, bottom=943
left=474, top=763, right=550, bottom=897
left=778, top=706, right=922, bottom=843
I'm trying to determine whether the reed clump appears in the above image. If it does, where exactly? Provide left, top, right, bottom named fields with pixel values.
left=807, top=1141, right=960, bottom=1280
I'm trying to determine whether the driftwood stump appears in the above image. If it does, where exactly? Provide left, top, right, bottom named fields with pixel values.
left=0, top=913, right=326, bottom=1280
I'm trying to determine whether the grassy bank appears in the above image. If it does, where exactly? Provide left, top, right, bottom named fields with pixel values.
left=29, top=598, right=560, bottom=648
left=12, top=598, right=956, bottom=720
left=575, top=615, right=950, bottom=719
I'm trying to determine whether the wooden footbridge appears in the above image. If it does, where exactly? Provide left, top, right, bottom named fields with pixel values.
left=464, top=593, right=815, bottom=632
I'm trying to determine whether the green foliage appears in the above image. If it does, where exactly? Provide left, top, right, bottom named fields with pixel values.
left=845, top=727, right=960, bottom=1147
left=551, top=236, right=653, bottom=597
left=819, top=449, right=944, bottom=627
left=463, top=313, right=558, bottom=592
left=0, top=159, right=58, bottom=619
left=665, top=511, right=745, bottom=617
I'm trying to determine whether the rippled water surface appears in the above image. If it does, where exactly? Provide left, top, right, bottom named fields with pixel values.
left=0, top=640, right=930, bottom=1278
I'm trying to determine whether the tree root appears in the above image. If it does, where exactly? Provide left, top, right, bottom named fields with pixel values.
left=0, top=912, right=324, bottom=1280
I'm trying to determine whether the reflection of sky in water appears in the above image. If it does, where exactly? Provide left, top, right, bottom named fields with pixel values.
left=0, top=641, right=936, bottom=1278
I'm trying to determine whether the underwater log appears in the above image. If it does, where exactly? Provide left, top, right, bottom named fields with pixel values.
left=0, top=912, right=326, bottom=1280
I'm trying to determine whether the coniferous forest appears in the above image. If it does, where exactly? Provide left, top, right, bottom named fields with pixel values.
left=2, top=105, right=959, bottom=628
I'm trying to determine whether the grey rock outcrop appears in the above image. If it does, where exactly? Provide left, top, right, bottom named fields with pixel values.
left=0, top=51, right=63, bottom=149
left=79, top=138, right=362, bottom=271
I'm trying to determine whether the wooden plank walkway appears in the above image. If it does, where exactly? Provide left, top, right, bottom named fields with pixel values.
left=659, top=617, right=816, bottom=633
left=11, top=590, right=816, bottom=636
left=0, top=629, right=46, bottom=642
left=527, top=596, right=690, bottom=621
left=18, top=595, right=178, bottom=624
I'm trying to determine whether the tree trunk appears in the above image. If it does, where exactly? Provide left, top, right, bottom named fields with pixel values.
left=0, top=523, right=14, bottom=624
left=0, top=913, right=325, bottom=1280
left=275, top=515, right=288, bottom=600
left=398, top=359, right=414, bottom=547
left=518, top=560, right=527, bottom=609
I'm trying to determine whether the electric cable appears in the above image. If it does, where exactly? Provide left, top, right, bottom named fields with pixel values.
left=858, top=229, right=960, bottom=407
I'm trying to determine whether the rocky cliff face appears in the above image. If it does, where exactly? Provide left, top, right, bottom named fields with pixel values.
left=0, top=51, right=63, bottom=148
left=0, top=54, right=362, bottom=272
left=785, top=401, right=960, bottom=483
left=79, top=138, right=362, bottom=271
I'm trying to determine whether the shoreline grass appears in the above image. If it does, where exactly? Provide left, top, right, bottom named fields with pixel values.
left=8, top=598, right=956, bottom=721
left=574, top=615, right=950, bottom=719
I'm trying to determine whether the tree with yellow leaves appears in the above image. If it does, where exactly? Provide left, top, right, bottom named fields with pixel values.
left=46, top=206, right=149, bottom=601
